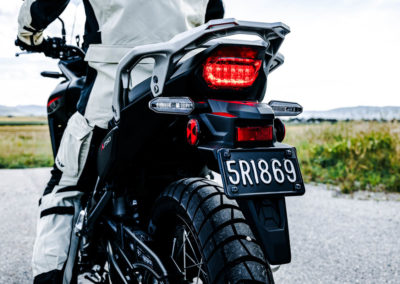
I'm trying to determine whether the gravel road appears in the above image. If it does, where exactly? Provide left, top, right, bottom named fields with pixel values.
left=0, top=168, right=399, bottom=283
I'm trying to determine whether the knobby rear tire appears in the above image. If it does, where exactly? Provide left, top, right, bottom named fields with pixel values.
left=151, top=177, right=274, bottom=284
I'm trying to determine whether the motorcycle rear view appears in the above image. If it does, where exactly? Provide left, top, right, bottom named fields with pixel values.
left=17, top=18, right=305, bottom=284
left=89, top=18, right=305, bottom=283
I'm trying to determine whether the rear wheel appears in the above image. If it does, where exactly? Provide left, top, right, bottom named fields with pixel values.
left=150, top=178, right=273, bottom=284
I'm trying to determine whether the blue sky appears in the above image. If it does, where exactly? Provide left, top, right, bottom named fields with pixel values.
left=1, top=0, right=399, bottom=111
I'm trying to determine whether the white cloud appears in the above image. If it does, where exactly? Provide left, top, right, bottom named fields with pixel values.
left=0, top=1, right=85, bottom=106
left=225, top=0, right=400, bottom=110
left=0, top=0, right=399, bottom=111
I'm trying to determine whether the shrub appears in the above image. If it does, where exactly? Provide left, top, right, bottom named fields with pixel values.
left=286, top=121, right=400, bottom=193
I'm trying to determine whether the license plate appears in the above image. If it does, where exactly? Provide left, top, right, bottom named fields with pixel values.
left=217, top=146, right=305, bottom=198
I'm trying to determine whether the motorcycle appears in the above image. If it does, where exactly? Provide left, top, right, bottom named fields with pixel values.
left=17, top=18, right=305, bottom=284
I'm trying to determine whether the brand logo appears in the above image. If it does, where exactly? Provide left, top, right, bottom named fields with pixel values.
left=101, top=136, right=112, bottom=151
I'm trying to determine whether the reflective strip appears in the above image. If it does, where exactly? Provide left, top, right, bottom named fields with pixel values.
left=40, top=206, right=74, bottom=218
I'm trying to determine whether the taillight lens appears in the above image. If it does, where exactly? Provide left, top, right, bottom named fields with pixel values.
left=236, top=126, right=273, bottom=142
left=203, top=46, right=262, bottom=89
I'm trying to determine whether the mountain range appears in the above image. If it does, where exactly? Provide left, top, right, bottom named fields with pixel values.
left=0, top=105, right=46, bottom=117
left=299, top=106, right=400, bottom=121
left=1, top=105, right=400, bottom=120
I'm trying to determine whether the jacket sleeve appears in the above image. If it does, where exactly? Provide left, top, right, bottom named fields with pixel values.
left=205, top=0, right=224, bottom=22
left=18, top=0, right=70, bottom=45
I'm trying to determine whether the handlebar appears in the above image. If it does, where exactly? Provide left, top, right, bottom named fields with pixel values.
left=15, top=37, right=85, bottom=60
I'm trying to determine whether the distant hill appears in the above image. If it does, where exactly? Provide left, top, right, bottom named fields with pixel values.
left=299, top=106, right=400, bottom=121
left=1, top=105, right=400, bottom=120
left=0, top=105, right=46, bottom=117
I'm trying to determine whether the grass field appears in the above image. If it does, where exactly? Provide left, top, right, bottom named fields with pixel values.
left=285, top=121, right=400, bottom=193
left=0, top=117, right=399, bottom=193
left=0, top=116, right=47, bottom=126
left=0, top=124, right=53, bottom=169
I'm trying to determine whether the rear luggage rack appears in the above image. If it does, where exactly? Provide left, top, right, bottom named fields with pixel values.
left=112, top=18, right=290, bottom=122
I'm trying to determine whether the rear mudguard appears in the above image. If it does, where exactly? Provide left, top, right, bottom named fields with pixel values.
left=237, top=197, right=291, bottom=265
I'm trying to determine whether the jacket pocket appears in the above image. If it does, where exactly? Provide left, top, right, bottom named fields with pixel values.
left=55, top=113, right=93, bottom=178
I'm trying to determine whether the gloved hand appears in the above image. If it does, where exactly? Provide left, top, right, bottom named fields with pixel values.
left=16, top=24, right=47, bottom=52
left=18, top=28, right=44, bottom=46
left=15, top=36, right=47, bottom=53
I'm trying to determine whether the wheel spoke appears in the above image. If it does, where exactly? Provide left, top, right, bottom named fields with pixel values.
left=169, top=223, right=207, bottom=283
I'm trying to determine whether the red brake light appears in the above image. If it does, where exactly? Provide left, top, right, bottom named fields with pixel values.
left=203, top=46, right=262, bottom=89
left=236, top=126, right=273, bottom=142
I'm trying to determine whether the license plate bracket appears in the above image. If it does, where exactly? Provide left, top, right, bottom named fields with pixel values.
left=217, top=146, right=305, bottom=198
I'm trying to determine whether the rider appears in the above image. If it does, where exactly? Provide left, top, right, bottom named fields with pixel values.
left=16, top=0, right=224, bottom=283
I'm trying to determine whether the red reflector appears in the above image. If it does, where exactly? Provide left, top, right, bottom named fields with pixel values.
left=186, top=119, right=200, bottom=146
left=236, top=126, right=273, bottom=142
left=203, top=47, right=262, bottom=89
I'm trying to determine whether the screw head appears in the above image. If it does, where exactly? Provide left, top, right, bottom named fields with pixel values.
left=285, top=149, right=292, bottom=157
left=223, top=150, right=231, bottom=159
left=230, top=186, right=239, bottom=193
left=295, top=183, right=302, bottom=190
left=153, top=76, right=158, bottom=83
left=153, top=85, right=159, bottom=93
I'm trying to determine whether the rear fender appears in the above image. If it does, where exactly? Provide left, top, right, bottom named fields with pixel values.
left=237, top=197, right=291, bottom=265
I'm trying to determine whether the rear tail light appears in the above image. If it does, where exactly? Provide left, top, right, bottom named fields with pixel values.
left=236, top=126, right=273, bottom=142
left=203, top=46, right=262, bottom=89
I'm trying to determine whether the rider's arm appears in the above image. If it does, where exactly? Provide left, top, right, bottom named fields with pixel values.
left=17, top=0, right=70, bottom=46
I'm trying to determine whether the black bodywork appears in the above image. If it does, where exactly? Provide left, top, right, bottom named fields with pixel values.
left=35, top=19, right=304, bottom=275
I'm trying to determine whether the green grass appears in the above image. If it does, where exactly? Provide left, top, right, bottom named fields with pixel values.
left=285, top=121, right=400, bottom=193
left=0, top=118, right=399, bottom=193
left=0, top=125, right=53, bottom=169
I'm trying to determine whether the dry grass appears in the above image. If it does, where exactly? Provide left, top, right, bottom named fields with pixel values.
left=0, top=116, right=47, bottom=122
left=0, top=125, right=53, bottom=168
left=1, top=119, right=399, bottom=193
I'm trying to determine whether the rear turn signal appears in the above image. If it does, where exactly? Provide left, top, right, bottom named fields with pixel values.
left=149, top=97, right=194, bottom=115
left=203, top=46, right=262, bottom=89
left=236, top=126, right=273, bottom=142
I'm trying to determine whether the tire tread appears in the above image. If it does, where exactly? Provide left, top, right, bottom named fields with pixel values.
left=154, top=178, right=272, bottom=284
